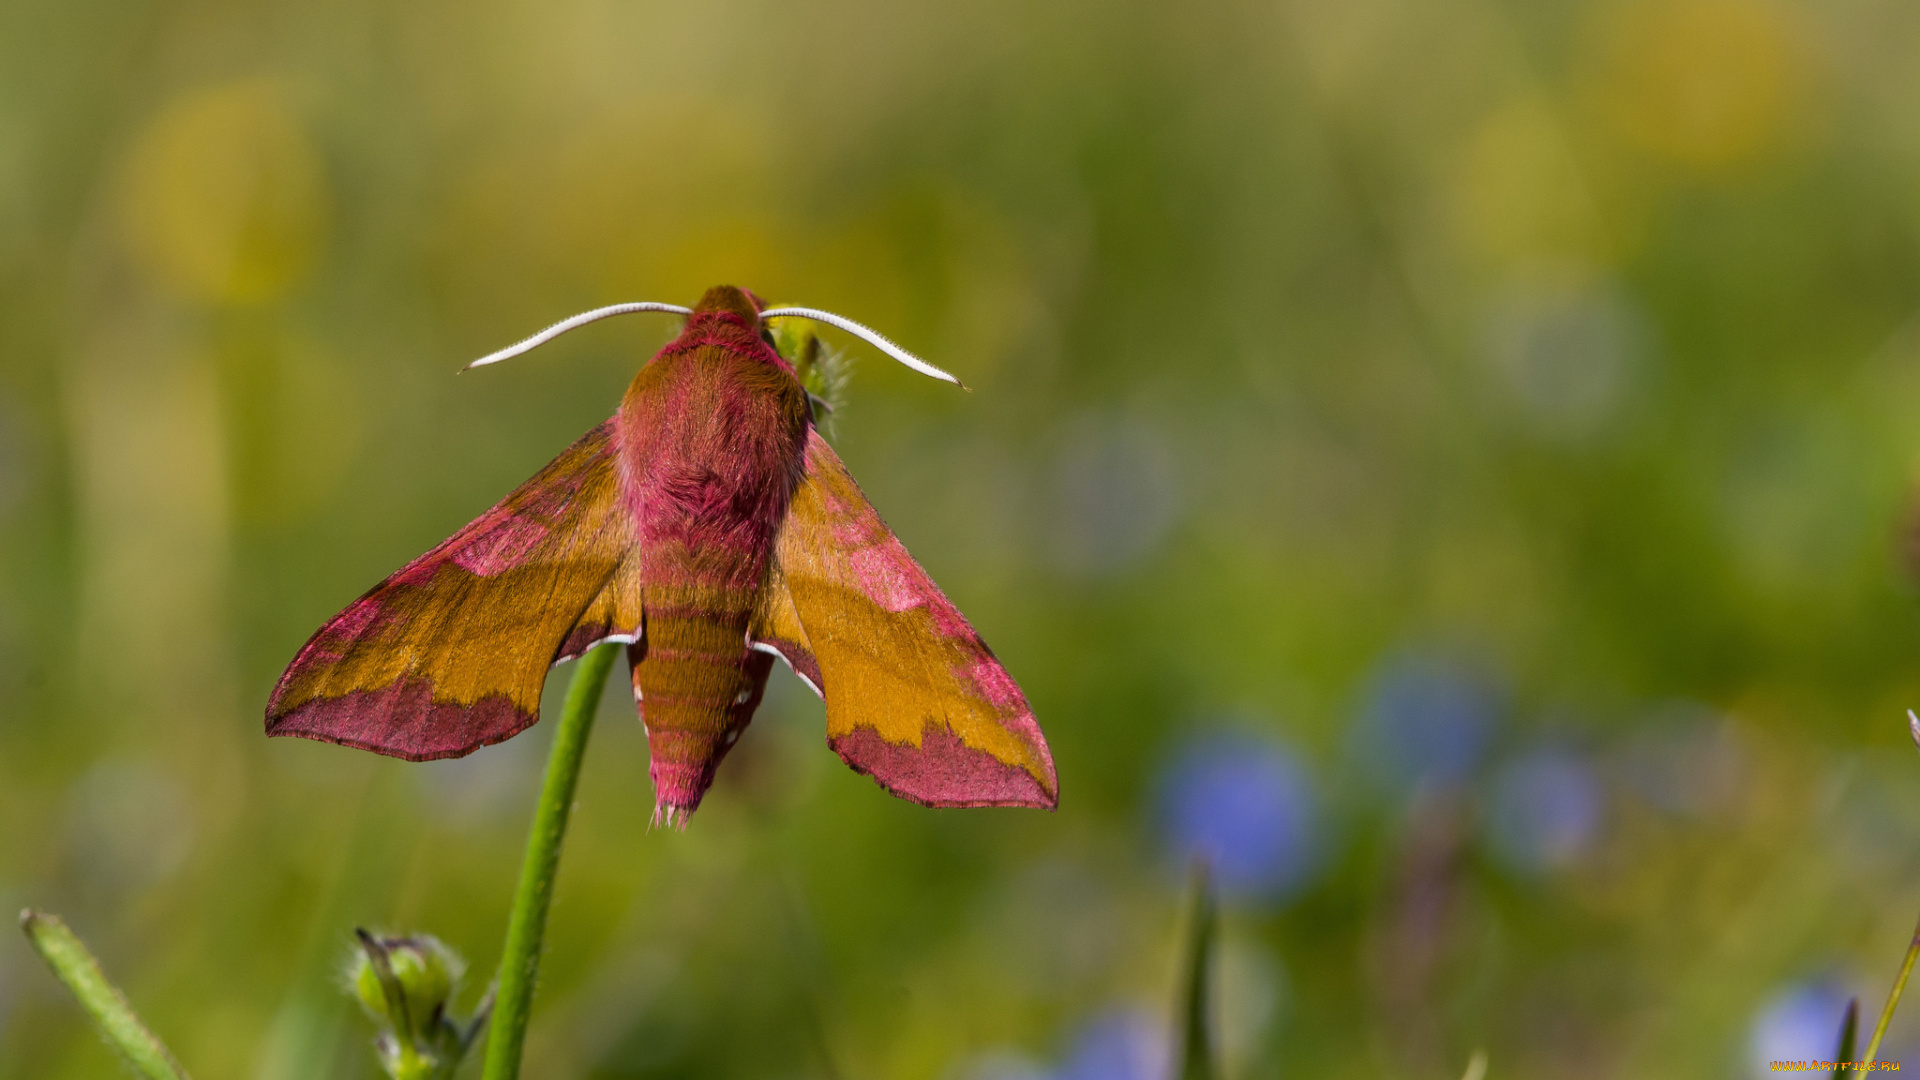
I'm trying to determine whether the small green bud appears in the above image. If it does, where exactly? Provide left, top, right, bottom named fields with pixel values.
left=346, top=929, right=490, bottom=1080
left=766, top=316, right=848, bottom=432
left=769, top=318, right=819, bottom=379
left=354, top=934, right=459, bottom=1034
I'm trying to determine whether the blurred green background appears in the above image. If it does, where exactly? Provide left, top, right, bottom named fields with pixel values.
left=5, top=0, right=1920, bottom=1076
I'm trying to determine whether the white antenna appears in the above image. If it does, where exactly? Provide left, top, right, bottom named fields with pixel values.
left=463, top=302, right=693, bottom=370
left=759, top=306, right=964, bottom=388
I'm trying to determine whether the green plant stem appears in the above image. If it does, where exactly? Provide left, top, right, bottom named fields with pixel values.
left=482, top=641, right=618, bottom=1080
left=1176, top=865, right=1218, bottom=1080
left=1863, top=908, right=1920, bottom=1071
left=18, top=910, right=191, bottom=1080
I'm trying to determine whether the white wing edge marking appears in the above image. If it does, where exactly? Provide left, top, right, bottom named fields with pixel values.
left=750, top=641, right=822, bottom=699
left=552, top=630, right=641, bottom=667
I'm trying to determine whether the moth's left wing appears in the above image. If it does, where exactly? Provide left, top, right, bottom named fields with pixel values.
left=266, top=421, right=639, bottom=761
left=753, top=429, right=1057, bottom=808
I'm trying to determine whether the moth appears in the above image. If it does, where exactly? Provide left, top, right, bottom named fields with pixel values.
left=265, top=285, right=1058, bottom=825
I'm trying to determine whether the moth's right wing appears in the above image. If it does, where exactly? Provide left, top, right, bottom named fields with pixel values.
left=266, top=421, right=641, bottom=760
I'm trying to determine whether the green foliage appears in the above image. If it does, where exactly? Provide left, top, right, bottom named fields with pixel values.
left=18, top=912, right=191, bottom=1080
left=1863, top=921, right=1920, bottom=1071
left=1175, top=869, right=1218, bottom=1080
left=772, top=321, right=853, bottom=439
left=1835, top=999, right=1857, bottom=1078
left=483, top=642, right=618, bottom=1080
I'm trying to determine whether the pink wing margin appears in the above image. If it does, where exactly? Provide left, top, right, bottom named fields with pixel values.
left=754, top=429, right=1058, bottom=809
left=265, top=422, right=639, bottom=761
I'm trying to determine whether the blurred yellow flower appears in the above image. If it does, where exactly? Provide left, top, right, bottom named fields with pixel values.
left=1451, top=97, right=1605, bottom=265
left=1586, top=0, right=1807, bottom=175
left=119, top=79, right=327, bottom=304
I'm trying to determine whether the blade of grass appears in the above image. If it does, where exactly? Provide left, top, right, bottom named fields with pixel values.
left=1175, top=865, right=1218, bottom=1080
left=482, top=641, right=618, bottom=1080
left=18, top=910, right=192, bottom=1080
left=1863, top=909, right=1920, bottom=1071
left=1834, top=998, right=1857, bottom=1078
left=1461, top=1050, right=1488, bottom=1080
left=1870, top=709, right=1920, bottom=1073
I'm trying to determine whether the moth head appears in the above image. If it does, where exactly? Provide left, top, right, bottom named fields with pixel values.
left=692, top=284, right=765, bottom=324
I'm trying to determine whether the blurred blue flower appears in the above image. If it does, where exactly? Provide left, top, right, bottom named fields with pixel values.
left=1483, top=747, right=1603, bottom=873
left=1157, top=732, right=1319, bottom=902
left=1356, top=653, right=1500, bottom=792
left=1057, top=1008, right=1166, bottom=1080
left=1749, top=980, right=1852, bottom=1077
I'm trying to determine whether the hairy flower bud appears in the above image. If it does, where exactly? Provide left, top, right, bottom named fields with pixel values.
left=347, top=930, right=484, bottom=1080
left=352, top=933, right=460, bottom=1035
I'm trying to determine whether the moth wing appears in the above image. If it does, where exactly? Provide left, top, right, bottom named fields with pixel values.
left=266, top=421, right=640, bottom=761
left=749, top=557, right=821, bottom=696
left=755, top=429, right=1057, bottom=808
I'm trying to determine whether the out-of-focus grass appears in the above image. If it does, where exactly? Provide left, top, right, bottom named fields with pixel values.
left=19, top=911, right=190, bottom=1080
left=6, top=0, right=1920, bottom=1078
left=1175, top=870, right=1217, bottom=1080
